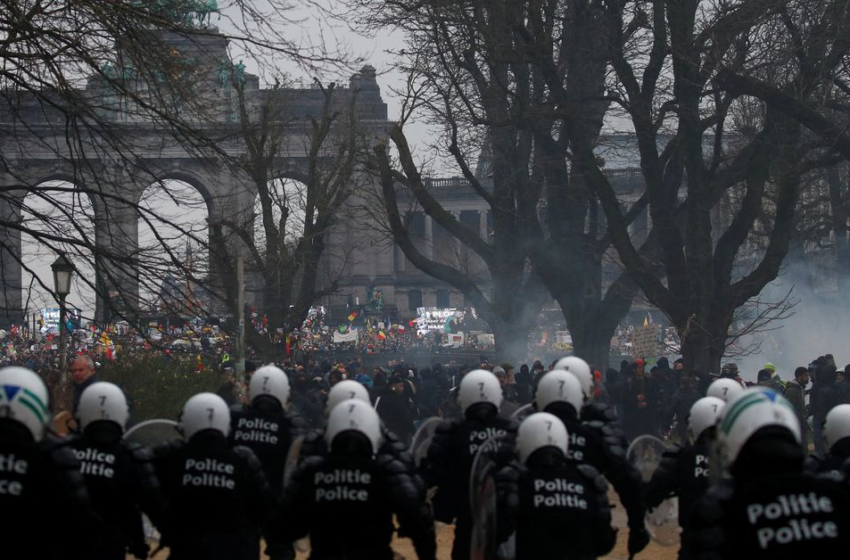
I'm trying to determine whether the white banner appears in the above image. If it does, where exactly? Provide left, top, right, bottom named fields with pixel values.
left=443, top=332, right=465, bottom=348
left=632, top=324, right=660, bottom=359
left=333, top=329, right=359, bottom=343
left=476, top=333, right=495, bottom=346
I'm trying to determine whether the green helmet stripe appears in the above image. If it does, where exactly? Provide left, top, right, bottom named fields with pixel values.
left=22, top=388, right=48, bottom=414
left=720, top=394, right=764, bottom=434
left=17, top=396, right=47, bottom=425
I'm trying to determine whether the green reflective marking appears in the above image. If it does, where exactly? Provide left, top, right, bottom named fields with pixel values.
left=18, top=397, right=46, bottom=424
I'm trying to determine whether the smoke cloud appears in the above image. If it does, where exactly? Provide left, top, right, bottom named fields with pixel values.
left=733, top=257, right=850, bottom=382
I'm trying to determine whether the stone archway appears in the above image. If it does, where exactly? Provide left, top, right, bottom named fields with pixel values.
left=19, top=180, right=97, bottom=321
left=0, top=28, right=390, bottom=328
left=137, top=177, right=213, bottom=317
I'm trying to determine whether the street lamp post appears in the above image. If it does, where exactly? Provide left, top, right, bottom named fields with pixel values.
left=51, top=254, right=74, bottom=380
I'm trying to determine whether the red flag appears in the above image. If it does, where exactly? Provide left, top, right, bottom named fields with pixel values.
left=286, top=336, right=291, bottom=356
left=348, top=311, right=358, bottom=322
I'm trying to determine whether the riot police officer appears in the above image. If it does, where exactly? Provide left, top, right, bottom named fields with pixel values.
left=153, top=392, right=273, bottom=560
left=423, top=369, right=517, bottom=560
left=553, top=356, right=611, bottom=423
left=230, top=365, right=306, bottom=496
left=707, top=378, right=744, bottom=404
left=300, top=379, right=413, bottom=465
left=806, top=403, right=850, bottom=480
left=644, top=396, right=726, bottom=558
left=70, top=381, right=165, bottom=559
left=534, top=369, right=649, bottom=555
left=229, top=365, right=307, bottom=560
left=687, top=388, right=850, bottom=559
left=0, top=366, right=97, bottom=560
left=268, top=399, right=436, bottom=559
left=496, top=412, right=617, bottom=559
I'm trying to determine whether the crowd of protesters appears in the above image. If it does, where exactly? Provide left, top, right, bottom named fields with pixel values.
left=7, top=316, right=850, bottom=454
left=210, top=352, right=850, bottom=455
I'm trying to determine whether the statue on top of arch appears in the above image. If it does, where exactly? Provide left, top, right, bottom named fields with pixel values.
left=133, top=0, right=219, bottom=28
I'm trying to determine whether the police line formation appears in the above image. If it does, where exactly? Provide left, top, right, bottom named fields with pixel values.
left=1, top=355, right=850, bottom=560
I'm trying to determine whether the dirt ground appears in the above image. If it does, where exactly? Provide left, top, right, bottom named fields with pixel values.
left=134, top=491, right=679, bottom=560
left=138, top=527, right=677, bottom=560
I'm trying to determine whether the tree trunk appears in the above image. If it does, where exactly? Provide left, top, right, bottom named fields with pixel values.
left=679, top=320, right=726, bottom=375
left=570, top=324, right=613, bottom=373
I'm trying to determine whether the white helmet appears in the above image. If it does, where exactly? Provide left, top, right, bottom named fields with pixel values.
left=535, top=370, right=583, bottom=414
left=249, top=365, right=290, bottom=407
left=458, top=369, right=503, bottom=413
left=76, top=382, right=129, bottom=431
left=824, top=404, right=850, bottom=452
left=0, top=366, right=50, bottom=442
left=325, top=399, right=382, bottom=455
left=717, top=388, right=800, bottom=468
left=326, top=380, right=370, bottom=415
left=687, top=396, right=725, bottom=442
left=707, top=378, right=744, bottom=403
left=178, top=393, right=230, bottom=439
left=517, top=412, right=568, bottom=463
left=554, top=356, right=593, bottom=403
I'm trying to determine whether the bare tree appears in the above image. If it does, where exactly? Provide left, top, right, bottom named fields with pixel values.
left=211, top=77, right=367, bottom=359
left=369, top=6, right=552, bottom=363
left=561, top=0, right=849, bottom=373
left=361, top=0, right=644, bottom=366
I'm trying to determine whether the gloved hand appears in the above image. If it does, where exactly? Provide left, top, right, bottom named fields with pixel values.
left=129, top=542, right=150, bottom=559
left=628, top=525, right=650, bottom=555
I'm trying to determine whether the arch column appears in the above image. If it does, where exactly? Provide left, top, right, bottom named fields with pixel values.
left=93, top=175, right=142, bottom=323
left=0, top=172, right=24, bottom=326
left=207, top=171, right=258, bottom=314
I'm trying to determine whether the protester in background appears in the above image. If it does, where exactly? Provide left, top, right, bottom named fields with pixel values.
left=655, top=357, right=678, bottom=400
left=514, top=363, right=534, bottom=405
left=811, top=357, right=842, bottom=454
left=837, top=365, right=850, bottom=403
left=531, top=360, right=546, bottom=387
left=502, top=362, right=518, bottom=398
left=216, top=366, right=241, bottom=407
left=289, top=368, right=324, bottom=429
left=492, top=366, right=519, bottom=418
left=416, top=367, right=440, bottom=418
left=762, top=363, right=785, bottom=393
left=70, top=354, right=99, bottom=413
left=494, top=366, right=518, bottom=402
left=719, top=363, right=746, bottom=388
left=665, top=372, right=700, bottom=443
left=376, top=376, right=417, bottom=445
left=784, top=366, right=810, bottom=450
left=621, top=359, right=660, bottom=440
